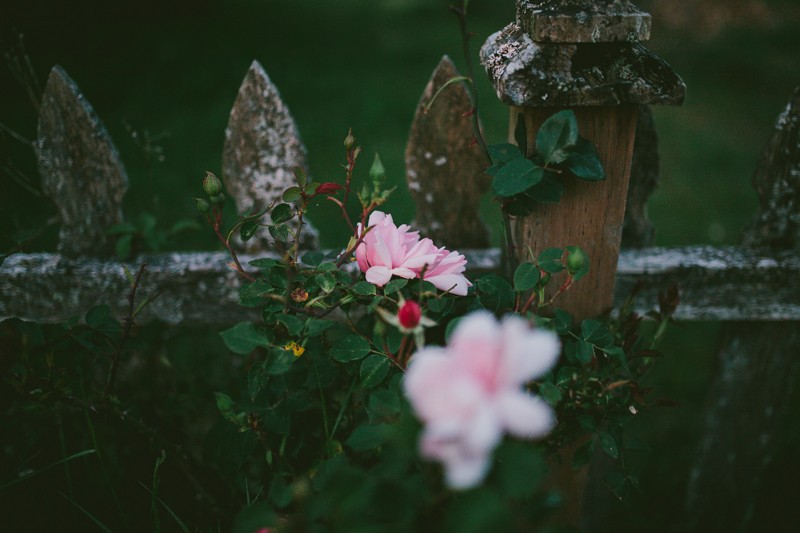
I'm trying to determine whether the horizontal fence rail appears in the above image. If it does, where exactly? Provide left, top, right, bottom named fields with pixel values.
left=3, top=245, right=798, bottom=325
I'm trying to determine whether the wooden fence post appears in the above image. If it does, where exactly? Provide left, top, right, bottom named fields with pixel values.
left=682, top=88, right=800, bottom=531
left=405, top=56, right=490, bottom=249
left=481, top=0, right=685, bottom=320
left=36, top=66, right=129, bottom=257
left=223, top=60, right=318, bottom=251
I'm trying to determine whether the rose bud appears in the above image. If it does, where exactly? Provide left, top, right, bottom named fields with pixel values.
left=203, top=172, right=222, bottom=196
left=315, top=182, right=344, bottom=195
left=398, top=299, right=422, bottom=330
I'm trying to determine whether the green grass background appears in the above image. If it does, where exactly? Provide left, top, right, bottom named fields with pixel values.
left=2, top=0, right=800, bottom=529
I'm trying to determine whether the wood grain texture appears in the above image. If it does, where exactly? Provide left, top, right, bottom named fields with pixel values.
left=36, top=66, right=128, bottom=257
left=222, top=60, right=317, bottom=251
left=405, top=56, right=490, bottom=249
left=513, top=105, right=638, bottom=319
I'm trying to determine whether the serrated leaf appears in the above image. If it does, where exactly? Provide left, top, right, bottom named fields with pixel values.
left=268, top=224, right=290, bottom=243
left=513, top=262, right=540, bottom=292
left=315, top=273, right=336, bottom=294
left=492, top=158, right=543, bottom=197
left=360, top=354, right=390, bottom=388
left=568, top=137, right=605, bottom=181
left=383, top=278, right=408, bottom=295
left=330, top=335, right=371, bottom=362
left=221, top=322, right=272, bottom=354
left=536, top=110, right=578, bottom=165
left=352, top=281, right=377, bottom=296
left=271, top=203, right=293, bottom=224
left=488, top=143, right=522, bottom=164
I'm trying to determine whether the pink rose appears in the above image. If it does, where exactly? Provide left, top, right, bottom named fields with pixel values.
left=403, top=311, right=559, bottom=489
left=355, top=211, right=471, bottom=295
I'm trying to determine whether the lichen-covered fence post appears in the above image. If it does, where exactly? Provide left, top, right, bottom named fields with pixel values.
left=682, top=88, right=800, bottom=532
left=481, top=0, right=685, bottom=320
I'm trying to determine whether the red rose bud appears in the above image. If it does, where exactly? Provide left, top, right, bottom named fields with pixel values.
left=398, top=300, right=422, bottom=330
left=315, top=182, right=344, bottom=195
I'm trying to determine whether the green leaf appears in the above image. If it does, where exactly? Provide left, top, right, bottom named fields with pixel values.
left=513, top=262, right=540, bottom=292
left=352, top=281, right=377, bottom=296
left=330, top=335, right=371, bottom=362
left=488, top=142, right=522, bottom=164
left=345, top=423, right=395, bottom=451
left=496, top=441, right=547, bottom=499
left=248, top=257, right=281, bottom=270
left=537, top=247, right=565, bottom=273
left=572, top=439, right=595, bottom=470
left=552, top=309, right=572, bottom=334
left=282, top=186, right=302, bottom=202
left=232, top=502, right=277, bottom=533
left=384, top=278, right=408, bottom=295
left=504, top=195, right=535, bottom=216
left=576, top=339, right=594, bottom=366
left=115, top=234, right=133, bottom=260
left=274, top=313, right=304, bottom=336
left=305, top=319, right=335, bottom=337
left=581, top=319, right=613, bottom=347
left=568, top=137, right=605, bottom=181
left=220, top=322, right=272, bottom=354
left=597, top=432, right=619, bottom=459
left=315, top=273, right=336, bottom=294
left=476, top=274, right=515, bottom=312
left=577, top=414, right=598, bottom=433
left=268, top=224, right=290, bottom=243
left=536, top=109, right=579, bottom=164
left=302, top=251, right=326, bottom=267
left=539, top=382, right=562, bottom=406
left=271, top=203, right=293, bottom=224
left=360, top=355, right=390, bottom=388
left=603, top=345, right=629, bottom=372
left=492, top=158, right=543, bottom=197
left=264, top=348, right=295, bottom=375
left=367, top=389, right=401, bottom=422
left=525, top=173, right=564, bottom=204
left=240, top=220, right=259, bottom=242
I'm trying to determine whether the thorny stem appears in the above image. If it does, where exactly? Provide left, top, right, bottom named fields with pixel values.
left=207, top=207, right=256, bottom=282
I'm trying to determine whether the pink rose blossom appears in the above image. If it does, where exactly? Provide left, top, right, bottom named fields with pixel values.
left=355, top=211, right=471, bottom=295
left=403, top=311, right=560, bottom=489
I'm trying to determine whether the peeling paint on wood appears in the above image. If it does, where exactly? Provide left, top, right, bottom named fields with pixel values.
left=405, top=56, right=490, bottom=248
left=36, top=66, right=128, bottom=257
left=222, top=60, right=318, bottom=251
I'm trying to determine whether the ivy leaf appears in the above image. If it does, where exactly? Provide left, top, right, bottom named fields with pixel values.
left=330, top=335, right=371, bottom=362
left=536, top=110, right=579, bottom=165
left=568, top=137, right=605, bottom=181
left=360, top=355, right=390, bottom=388
left=492, top=158, right=543, bottom=197
left=513, top=262, right=540, bottom=292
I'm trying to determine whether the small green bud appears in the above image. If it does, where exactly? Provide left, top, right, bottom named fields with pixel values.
left=210, top=192, right=226, bottom=205
left=566, top=246, right=588, bottom=275
left=195, top=198, right=211, bottom=214
left=344, top=128, right=356, bottom=151
left=369, top=153, right=386, bottom=183
left=203, top=172, right=222, bottom=196
left=540, top=272, right=552, bottom=286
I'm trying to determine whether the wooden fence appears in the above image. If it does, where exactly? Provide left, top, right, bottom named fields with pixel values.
left=1, top=48, right=799, bottom=533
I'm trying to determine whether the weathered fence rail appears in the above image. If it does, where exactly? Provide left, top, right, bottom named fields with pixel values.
left=2, top=245, right=800, bottom=324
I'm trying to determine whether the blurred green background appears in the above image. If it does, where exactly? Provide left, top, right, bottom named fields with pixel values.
left=2, top=0, right=799, bottom=530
